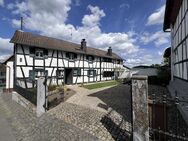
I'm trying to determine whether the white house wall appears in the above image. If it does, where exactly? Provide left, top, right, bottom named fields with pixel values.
left=14, top=44, right=123, bottom=88
left=171, top=0, right=188, bottom=81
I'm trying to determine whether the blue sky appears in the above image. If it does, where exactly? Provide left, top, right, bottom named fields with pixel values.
left=0, top=0, right=170, bottom=67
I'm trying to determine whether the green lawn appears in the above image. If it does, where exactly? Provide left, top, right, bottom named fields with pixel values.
left=82, top=80, right=119, bottom=90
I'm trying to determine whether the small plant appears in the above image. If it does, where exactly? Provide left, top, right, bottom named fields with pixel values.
left=57, top=86, right=64, bottom=93
left=67, top=88, right=71, bottom=91
left=48, top=85, right=57, bottom=92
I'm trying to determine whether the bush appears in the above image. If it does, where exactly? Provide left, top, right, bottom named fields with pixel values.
left=148, top=67, right=171, bottom=86
left=157, top=67, right=171, bottom=86
left=48, top=85, right=57, bottom=92
left=148, top=76, right=159, bottom=85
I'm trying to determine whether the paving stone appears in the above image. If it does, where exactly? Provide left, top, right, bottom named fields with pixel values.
left=0, top=93, right=99, bottom=141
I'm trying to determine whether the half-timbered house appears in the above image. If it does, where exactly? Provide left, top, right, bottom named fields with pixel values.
left=10, top=30, right=123, bottom=88
left=164, top=0, right=188, bottom=123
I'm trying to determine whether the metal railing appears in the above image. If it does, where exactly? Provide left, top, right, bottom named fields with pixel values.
left=149, top=92, right=188, bottom=141
left=14, top=84, right=37, bottom=105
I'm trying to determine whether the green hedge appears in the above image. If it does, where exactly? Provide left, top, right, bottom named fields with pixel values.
left=148, top=67, right=171, bottom=86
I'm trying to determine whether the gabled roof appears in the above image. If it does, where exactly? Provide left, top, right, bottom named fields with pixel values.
left=10, top=30, right=123, bottom=60
left=163, top=0, right=182, bottom=31
left=123, top=65, right=130, bottom=70
left=3, top=55, right=14, bottom=64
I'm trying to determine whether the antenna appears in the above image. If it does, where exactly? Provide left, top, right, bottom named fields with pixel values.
left=70, top=27, right=73, bottom=41
left=21, top=17, right=23, bottom=30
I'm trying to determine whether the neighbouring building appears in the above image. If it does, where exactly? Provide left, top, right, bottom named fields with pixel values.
left=10, top=30, right=123, bottom=89
left=164, top=0, right=188, bottom=123
left=0, top=64, right=6, bottom=88
left=3, top=55, right=14, bottom=91
left=131, top=65, right=158, bottom=76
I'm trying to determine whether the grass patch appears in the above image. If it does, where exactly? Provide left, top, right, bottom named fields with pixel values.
left=82, top=80, right=119, bottom=90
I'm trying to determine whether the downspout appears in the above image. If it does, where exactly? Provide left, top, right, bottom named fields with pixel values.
left=170, top=24, right=174, bottom=82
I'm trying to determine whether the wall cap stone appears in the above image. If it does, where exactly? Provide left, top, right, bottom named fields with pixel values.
left=131, top=75, right=148, bottom=80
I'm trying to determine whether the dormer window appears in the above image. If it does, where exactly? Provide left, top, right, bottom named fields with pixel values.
left=66, top=52, right=77, bottom=61
left=86, top=55, right=94, bottom=62
left=103, top=57, right=112, bottom=62
left=35, top=50, right=44, bottom=58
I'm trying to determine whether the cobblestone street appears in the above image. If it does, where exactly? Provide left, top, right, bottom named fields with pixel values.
left=0, top=84, right=132, bottom=141
left=55, top=84, right=132, bottom=141
left=1, top=84, right=185, bottom=141
left=0, top=92, right=99, bottom=141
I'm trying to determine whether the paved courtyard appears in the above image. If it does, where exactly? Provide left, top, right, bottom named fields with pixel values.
left=0, top=92, right=99, bottom=141
left=49, top=84, right=132, bottom=141
left=1, top=84, right=185, bottom=141
left=0, top=84, right=132, bottom=141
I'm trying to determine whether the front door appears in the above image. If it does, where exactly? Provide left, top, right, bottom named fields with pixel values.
left=64, top=69, right=73, bottom=84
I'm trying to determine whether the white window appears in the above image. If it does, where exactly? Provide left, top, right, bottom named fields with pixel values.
left=73, top=68, right=81, bottom=76
left=66, top=52, right=77, bottom=60
left=35, top=70, right=47, bottom=77
left=88, top=70, right=96, bottom=77
left=57, top=70, right=64, bottom=78
left=35, top=50, right=44, bottom=58
left=20, top=58, right=22, bottom=62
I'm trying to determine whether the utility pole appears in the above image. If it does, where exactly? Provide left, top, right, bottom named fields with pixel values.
left=21, top=17, right=23, bottom=30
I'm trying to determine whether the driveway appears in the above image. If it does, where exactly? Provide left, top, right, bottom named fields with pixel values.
left=66, top=84, right=131, bottom=121
left=48, top=84, right=132, bottom=141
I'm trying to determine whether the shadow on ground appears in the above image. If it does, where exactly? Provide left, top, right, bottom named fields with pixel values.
left=89, top=84, right=132, bottom=141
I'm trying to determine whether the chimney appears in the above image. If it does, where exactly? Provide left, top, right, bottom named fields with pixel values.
left=107, top=47, right=112, bottom=56
left=81, top=39, right=87, bottom=51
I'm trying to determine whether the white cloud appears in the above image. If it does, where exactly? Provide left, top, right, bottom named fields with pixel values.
left=7, top=1, right=28, bottom=14
left=9, top=0, right=139, bottom=55
left=0, top=0, right=4, bottom=6
left=146, top=5, right=165, bottom=25
left=82, top=5, right=105, bottom=27
left=8, top=0, right=164, bottom=67
left=74, top=0, right=80, bottom=6
left=12, top=19, right=20, bottom=28
left=140, top=31, right=170, bottom=47
left=0, top=37, right=13, bottom=62
left=158, top=51, right=163, bottom=56
left=0, top=37, right=13, bottom=53
left=120, top=3, right=130, bottom=9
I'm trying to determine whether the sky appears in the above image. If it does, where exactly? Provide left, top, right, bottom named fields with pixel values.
left=0, top=0, right=170, bottom=67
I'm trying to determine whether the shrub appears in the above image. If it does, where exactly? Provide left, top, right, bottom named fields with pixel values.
left=48, top=85, right=57, bottom=92
left=148, top=67, right=171, bottom=86
left=57, top=86, right=64, bottom=92
left=157, top=67, right=171, bottom=86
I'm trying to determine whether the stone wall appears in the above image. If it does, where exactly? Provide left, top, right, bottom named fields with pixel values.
left=131, top=75, right=149, bottom=141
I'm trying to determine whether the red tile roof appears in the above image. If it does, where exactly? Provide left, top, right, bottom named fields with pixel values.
left=10, top=30, right=122, bottom=60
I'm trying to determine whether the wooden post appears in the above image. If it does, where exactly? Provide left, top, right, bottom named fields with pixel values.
left=131, top=75, right=149, bottom=141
